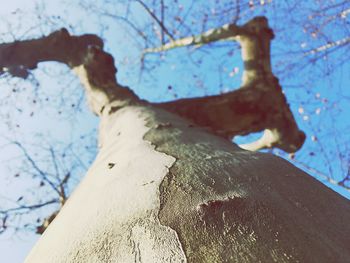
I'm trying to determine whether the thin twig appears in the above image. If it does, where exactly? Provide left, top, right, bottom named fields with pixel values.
left=0, top=199, right=59, bottom=214
left=136, top=0, right=175, bottom=41
left=13, top=142, right=61, bottom=196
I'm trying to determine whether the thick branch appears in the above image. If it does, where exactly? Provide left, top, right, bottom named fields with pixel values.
left=0, top=29, right=139, bottom=115
left=155, top=17, right=304, bottom=152
left=158, top=79, right=305, bottom=153
left=0, top=29, right=103, bottom=70
left=144, top=17, right=274, bottom=87
left=0, top=19, right=304, bottom=152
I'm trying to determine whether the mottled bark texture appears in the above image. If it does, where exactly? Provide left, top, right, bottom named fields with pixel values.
left=146, top=107, right=350, bottom=263
left=1, top=16, right=350, bottom=262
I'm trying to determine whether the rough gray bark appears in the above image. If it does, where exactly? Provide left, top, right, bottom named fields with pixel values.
left=1, top=17, right=350, bottom=262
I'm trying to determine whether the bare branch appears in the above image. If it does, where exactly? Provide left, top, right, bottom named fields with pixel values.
left=158, top=79, right=305, bottom=153
left=0, top=199, right=59, bottom=214
left=305, top=36, right=350, bottom=55
left=160, top=0, right=165, bottom=44
left=143, top=22, right=240, bottom=54
left=0, top=17, right=304, bottom=152
left=144, top=17, right=275, bottom=87
left=13, top=141, right=61, bottom=196
left=0, top=29, right=139, bottom=115
left=155, top=17, right=304, bottom=152
left=136, top=0, right=175, bottom=41
left=291, top=159, right=350, bottom=192
left=36, top=210, right=59, bottom=234
left=0, top=28, right=103, bottom=71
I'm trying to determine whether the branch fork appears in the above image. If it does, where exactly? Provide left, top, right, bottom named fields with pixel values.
left=0, top=17, right=305, bottom=152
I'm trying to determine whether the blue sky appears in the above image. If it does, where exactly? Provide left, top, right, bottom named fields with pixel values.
left=0, top=0, right=349, bottom=262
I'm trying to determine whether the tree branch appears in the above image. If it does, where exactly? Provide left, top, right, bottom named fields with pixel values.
left=0, top=199, right=59, bottom=215
left=0, top=29, right=139, bottom=115
left=290, top=158, right=350, bottom=192
left=136, top=0, right=175, bottom=41
left=143, top=22, right=240, bottom=53
left=144, top=17, right=275, bottom=87
left=0, top=18, right=305, bottom=152
left=305, top=36, right=350, bottom=55
left=156, top=17, right=305, bottom=152
left=0, top=28, right=103, bottom=70
left=158, top=78, right=305, bottom=152
left=13, top=142, right=62, bottom=196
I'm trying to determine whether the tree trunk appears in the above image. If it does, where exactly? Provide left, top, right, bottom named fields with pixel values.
left=25, top=103, right=350, bottom=262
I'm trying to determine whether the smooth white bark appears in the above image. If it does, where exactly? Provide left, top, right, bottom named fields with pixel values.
left=26, top=107, right=186, bottom=262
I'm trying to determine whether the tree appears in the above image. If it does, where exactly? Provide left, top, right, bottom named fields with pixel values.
left=85, top=0, right=350, bottom=191
left=1, top=15, right=350, bottom=262
left=1, top=1, right=349, bottom=241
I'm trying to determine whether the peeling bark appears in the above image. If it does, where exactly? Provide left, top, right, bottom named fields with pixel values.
left=26, top=107, right=187, bottom=262
left=26, top=105, right=350, bottom=262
